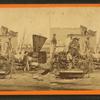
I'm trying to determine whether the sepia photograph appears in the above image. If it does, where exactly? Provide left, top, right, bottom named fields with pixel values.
left=0, top=7, right=99, bottom=91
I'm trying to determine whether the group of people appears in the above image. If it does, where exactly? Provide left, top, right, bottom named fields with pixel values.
left=14, top=50, right=33, bottom=72
left=50, top=34, right=80, bottom=63
left=0, top=33, right=94, bottom=75
left=50, top=33, right=95, bottom=72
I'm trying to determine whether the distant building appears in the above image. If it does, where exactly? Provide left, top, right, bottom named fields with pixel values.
left=50, top=25, right=96, bottom=54
left=50, top=27, right=81, bottom=46
left=67, top=26, right=96, bottom=54
left=0, top=26, right=18, bottom=54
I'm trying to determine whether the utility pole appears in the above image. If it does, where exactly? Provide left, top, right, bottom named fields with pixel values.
left=8, top=37, right=13, bottom=79
left=20, top=28, right=26, bottom=51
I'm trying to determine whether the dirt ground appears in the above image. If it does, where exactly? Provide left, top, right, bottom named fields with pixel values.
left=0, top=69, right=100, bottom=90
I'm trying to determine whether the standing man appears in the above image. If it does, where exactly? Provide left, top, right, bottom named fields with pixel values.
left=23, top=51, right=30, bottom=72
left=50, top=34, right=57, bottom=61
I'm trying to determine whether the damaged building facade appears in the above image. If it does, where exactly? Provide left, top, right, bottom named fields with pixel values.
left=50, top=25, right=96, bottom=54
left=0, top=26, right=18, bottom=55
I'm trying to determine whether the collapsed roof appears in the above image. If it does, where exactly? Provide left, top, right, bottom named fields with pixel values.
left=0, top=26, right=18, bottom=37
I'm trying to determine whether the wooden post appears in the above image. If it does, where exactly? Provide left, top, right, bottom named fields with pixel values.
left=8, top=37, right=13, bottom=79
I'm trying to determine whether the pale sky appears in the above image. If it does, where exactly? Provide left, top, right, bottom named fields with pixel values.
left=0, top=7, right=100, bottom=45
